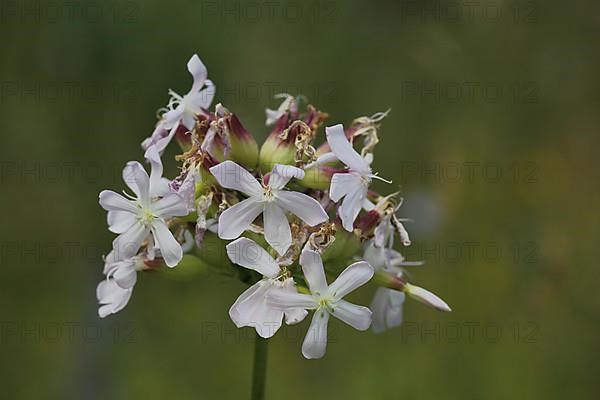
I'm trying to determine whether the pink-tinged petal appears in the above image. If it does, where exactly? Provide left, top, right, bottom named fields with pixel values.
left=269, top=164, right=305, bottom=190
left=97, top=280, right=132, bottom=318
left=331, top=299, right=372, bottom=331
left=209, top=161, right=262, bottom=196
left=112, top=222, right=149, bottom=260
left=302, top=309, right=330, bottom=359
left=329, top=172, right=362, bottom=202
left=300, top=249, right=328, bottom=295
left=229, top=280, right=284, bottom=339
left=144, top=145, right=172, bottom=197
left=275, top=191, right=328, bottom=227
left=263, top=203, right=292, bottom=256
left=328, top=261, right=374, bottom=301
left=99, top=190, right=138, bottom=213
left=122, top=161, right=150, bottom=206
left=153, top=124, right=179, bottom=152
left=371, top=288, right=405, bottom=334
left=107, top=211, right=137, bottom=234
left=266, top=290, right=317, bottom=310
left=151, top=219, right=183, bottom=268
left=325, top=124, right=369, bottom=173
left=226, top=238, right=280, bottom=278
left=152, top=193, right=188, bottom=218
left=187, top=54, right=208, bottom=93
left=217, top=198, right=263, bottom=239
left=405, top=284, right=452, bottom=312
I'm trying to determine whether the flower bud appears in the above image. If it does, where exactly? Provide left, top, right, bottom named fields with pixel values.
left=174, top=124, right=194, bottom=152
left=320, top=228, right=362, bottom=273
left=403, top=283, right=451, bottom=312
left=259, top=115, right=302, bottom=172
left=224, top=111, right=259, bottom=169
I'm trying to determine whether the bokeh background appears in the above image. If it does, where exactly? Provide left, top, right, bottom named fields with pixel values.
left=1, top=0, right=599, bottom=398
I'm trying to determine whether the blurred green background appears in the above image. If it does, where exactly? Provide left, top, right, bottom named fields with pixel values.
left=1, top=0, right=599, bottom=398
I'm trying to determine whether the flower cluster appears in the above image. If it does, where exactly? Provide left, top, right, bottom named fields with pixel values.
left=97, top=54, right=451, bottom=359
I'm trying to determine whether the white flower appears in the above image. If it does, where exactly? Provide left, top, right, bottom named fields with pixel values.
left=97, top=251, right=142, bottom=318
left=142, top=54, right=215, bottom=152
left=267, top=249, right=374, bottom=359
left=370, top=287, right=405, bottom=334
left=226, top=238, right=308, bottom=338
left=326, top=124, right=390, bottom=232
left=210, top=161, right=328, bottom=255
left=99, top=159, right=188, bottom=267
left=265, top=93, right=296, bottom=126
left=97, top=279, right=132, bottom=318
left=364, top=239, right=422, bottom=272
left=363, top=240, right=421, bottom=333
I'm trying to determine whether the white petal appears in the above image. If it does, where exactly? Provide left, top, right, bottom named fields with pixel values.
left=275, top=191, right=328, bottom=226
left=107, top=211, right=137, bottom=234
left=280, top=278, right=309, bottom=324
left=229, top=280, right=284, bottom=338
left=299, top=249, right=328, bottom=295
left=209, top=161, right=262, bottom=197
left=99, top=190, right=138, bottom=214
left=110, top=261, right=138, bottom=289
left=152, top=193, right=188, bottom=218
left=266, top=289, right=317, bottom=310
left=269, top=164, right=305, bottom=190
left=331, top=299, right=372, bottom=331
left=328, top=261, right=373, bottom=301
left=339, top=179, right=367, bottom=232
left=302, top=309, right=330, bottom=359
left=325, top=124, right=369, bottom=173
left=263, top=203, right=292, bottom=256
left=112, top=222, right=149, bottom=260
left=217, top=198, right=263, bottom=239
left=187, top=54, right=208, bottom=93
left=371, top=288, right=405, bottom=333
left=329, top=172, right=362, bottom=202
left=97, top=280, right=132, bottom=318
left=122, top=161, right=150, bottom=207
left=151, top=219, right=183, bottom=267
left=226, top=238, right=279, bottom=278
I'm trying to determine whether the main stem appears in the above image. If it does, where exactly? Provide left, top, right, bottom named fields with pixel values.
left=251, top=333, right=268, bottom=400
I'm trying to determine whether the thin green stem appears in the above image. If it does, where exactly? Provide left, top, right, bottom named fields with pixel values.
left=251, top=333, right=268, bottom=400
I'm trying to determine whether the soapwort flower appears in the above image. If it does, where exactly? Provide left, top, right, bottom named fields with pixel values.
left=226, top=238, right=308, bottom=338
left=99, top=157, right=188, bottom=267
left=325, top=124, right=391, bottom=232
left=142, top=54, right=215, bottom=153
left=210, top=161, right=328, bottom=255
left=97, top=53, right=453, bottom=367
left=267, top=249, right=374, bottom=359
